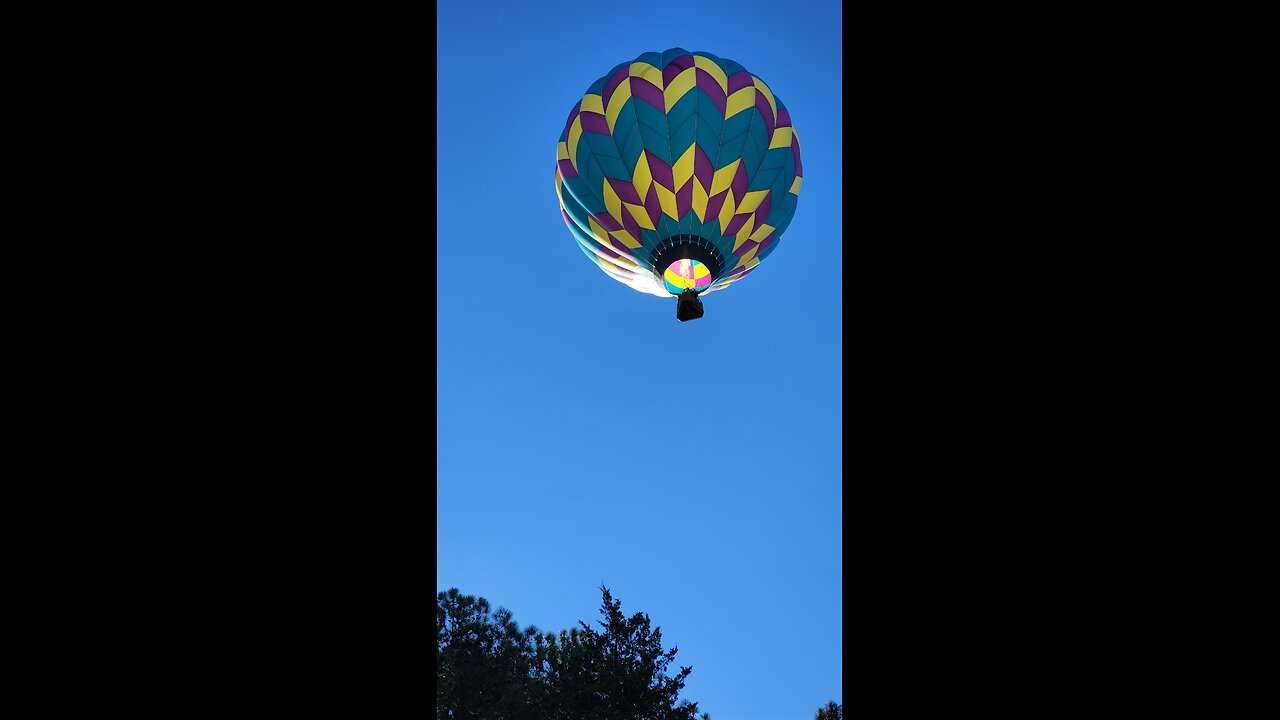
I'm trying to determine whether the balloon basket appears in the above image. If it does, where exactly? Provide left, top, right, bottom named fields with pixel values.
left=676, top=290, right=704, bottom=322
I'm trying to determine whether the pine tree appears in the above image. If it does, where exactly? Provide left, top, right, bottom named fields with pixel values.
left=437, top=586, right=700, bottom=719
left=815, top=700, right=842, bottom=719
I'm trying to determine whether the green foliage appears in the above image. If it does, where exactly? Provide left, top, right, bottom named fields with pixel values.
left=815, top=700, right=842, bottom=719
left=437, top=585, right=700, bottom=720
left=436, top=588, right=547, bottom=720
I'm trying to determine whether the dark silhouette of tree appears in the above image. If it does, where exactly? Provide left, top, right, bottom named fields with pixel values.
left=436, top=588, right=547, bottom=719
left=815, top=700, right=842, bottom=719
left=543, top=586, right=699, bottom=720
left=436, top=586, right=699, bottom=720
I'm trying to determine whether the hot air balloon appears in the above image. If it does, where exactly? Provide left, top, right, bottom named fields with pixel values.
left=554, top=48, right=803, bottom=321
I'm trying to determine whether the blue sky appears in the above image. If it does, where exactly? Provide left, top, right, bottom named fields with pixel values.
left=437, top=2, right=841, bottom=717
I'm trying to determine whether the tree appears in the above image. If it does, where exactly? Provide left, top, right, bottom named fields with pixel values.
left=436, top=586, right=700, bottom=720
left=815, top=700, right=842, bottom=719
left=543, top=586, right=700, bottom=720
left=436, top=588, right=546, bottom=720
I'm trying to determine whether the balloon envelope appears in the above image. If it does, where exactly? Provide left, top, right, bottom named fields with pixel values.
left=555, top=48, right=803, bottom=298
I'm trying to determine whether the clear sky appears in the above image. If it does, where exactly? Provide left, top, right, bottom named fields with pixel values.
left=437, top=2, right=842, bottom=717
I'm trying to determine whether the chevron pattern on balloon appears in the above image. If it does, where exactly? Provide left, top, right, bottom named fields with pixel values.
left=556, top=48, right=802, bottom=298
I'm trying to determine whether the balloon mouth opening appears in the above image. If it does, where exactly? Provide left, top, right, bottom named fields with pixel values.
left=662, top=259, right=713, bottom=294
left=648, top=234, right=725, bottom=295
